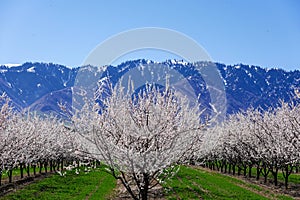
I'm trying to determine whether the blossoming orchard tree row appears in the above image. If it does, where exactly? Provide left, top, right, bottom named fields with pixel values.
left=0, top=79, right=204, bottom=200
left=72, top=83, right=204, bottom=200
left=1, top=78, right=299, bottom=200
left=0, top=93, right=88, bottom=186
left=200, top=101, right=300, bottom=189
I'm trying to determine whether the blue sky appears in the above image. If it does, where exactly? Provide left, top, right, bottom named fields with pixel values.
left=0, top=0, right=299, bottom=70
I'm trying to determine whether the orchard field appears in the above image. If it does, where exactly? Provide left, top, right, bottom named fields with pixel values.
left=1, top=83, right=300, bottom=199
left=0, top=165, right=299, bottom=199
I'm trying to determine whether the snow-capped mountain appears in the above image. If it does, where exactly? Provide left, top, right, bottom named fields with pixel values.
left=216, top=63, right=300, bottom=114
left=0, top=62, right=77, bottom=110
left=0, top=60, right=299, bottom=116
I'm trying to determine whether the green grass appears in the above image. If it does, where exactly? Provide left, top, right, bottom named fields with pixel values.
left=0, top=166, right=116, bottom=200
left=1, top=165, right=297, bottom=200
left=163, top=166, right=294, bottom=200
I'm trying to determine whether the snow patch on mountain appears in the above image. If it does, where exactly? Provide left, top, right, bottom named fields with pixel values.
left=1, top=63, right=21, bottom=68
left=27, top=67, right=36, bottom=73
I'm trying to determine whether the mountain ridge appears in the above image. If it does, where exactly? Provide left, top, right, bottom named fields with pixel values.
left=0, top=60, right=299, bottom=116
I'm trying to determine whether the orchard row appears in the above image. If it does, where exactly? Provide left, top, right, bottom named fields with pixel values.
left=200, top=101, right=300, bottom=189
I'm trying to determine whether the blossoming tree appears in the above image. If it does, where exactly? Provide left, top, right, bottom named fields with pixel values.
left=73, top=82, right=204, bottom=200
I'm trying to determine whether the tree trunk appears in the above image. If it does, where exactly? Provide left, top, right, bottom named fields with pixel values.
left=271, top=167, right=278, bottom=186
left=282, top=165, right=293, bottom=190
left=61, top=159, right=64, bottom=172
left=249, top=166, right=252, bottom=178
left=8, top=169, right=13, bottom=183
left=50, top=160, right=53, bottom=172
left=262, top=165, right=269, bottom=183
left=0, top=170, right=2, bottom=186
left=45, top=162, right=48, bottom=173
left=27, top=164, right=30, bottom=177
left=140, top=173, right=150, bottom=200
left=20, top=163, right=24, bottom=179
left=53, top=161, right=56, bottom=171
left=33, top=164, right=36, bottom=176
left=39, top=161, right=43, bottom=174
left=256, top=167, right=260, bottom=180
left=284, top=166, right=289, bottom=189
left=216, top=161, right=220, bottom=171
left=232, top=165, right=236, bottom=175
left=256, top=163, right=260, bottom=180
left=218, top=161, right=222, bottom=172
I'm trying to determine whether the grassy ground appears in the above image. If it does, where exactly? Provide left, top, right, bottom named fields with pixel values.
left=1, top=165, right=298, bottom=199
left=0, top=166, right=116, bottom=200
left=163, top=166, right=294, bottom=200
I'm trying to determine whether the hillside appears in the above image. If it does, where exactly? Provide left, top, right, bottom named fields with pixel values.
left=0, top=60, right=299, bottom=115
